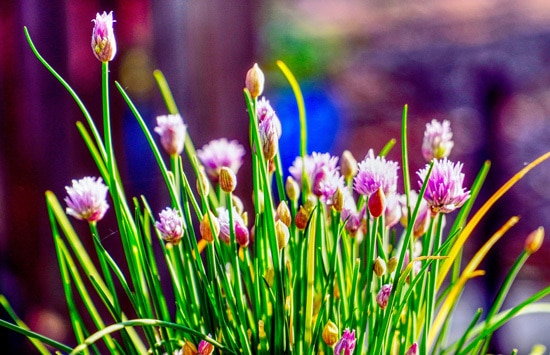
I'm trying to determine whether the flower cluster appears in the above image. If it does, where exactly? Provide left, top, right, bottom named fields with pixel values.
left=197, top=138, right=245, bottom=182
left=65, top=176, right=109, bottom=222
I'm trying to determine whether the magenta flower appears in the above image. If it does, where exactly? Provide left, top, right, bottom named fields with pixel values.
left=333, top=328, right=356, bottom=355
left=354, top=150, right=399, bottom=197
left=91, top=11, right=117, bottom=62
left=155, top=208, right=184, bottom=245
left=197, top=335, right=215, bottom=355
left=318, top=169, right=345, bottom=205
left=376, top=284, right=392, bottom=309
left=217, top=207, right=249, bottom=247
left=406, top=342, right=419, bottom=355
left=197, top=138, right=245, bottom=181
left=65, top=177, right=109, bottom=222
left=289, top=152, right=340, bottom=197
left=417, top=158, right=470, bottom=215
left=422, top=119, right=454, bottom=162
left=257, top=97, right=282, bottom=160
left=154, top=114, right=187, bottom=156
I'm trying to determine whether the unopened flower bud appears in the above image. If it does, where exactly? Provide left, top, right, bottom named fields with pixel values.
left=368, top=187, right=386, bottom=218
left=200, top=210, right=219, bottom=243
left=376, top=284, right=392, bottom=309
left=276, top=201, right=292, bottom=227
left=413, top=207, right=431, bottom=238
left=341, top=150, right=358, bottom=179
left=525, top=226, right=544, bottom=255
left=286, top=176, right=300, bottom=202
left=275, top=220, right=290, bottom=250
left=219, top=167, right=237, bottom=193
left=387, top=256, right=398, bottom=273
left=182, top=340, right=198, bottom=355
left=322, top=320, right=339, bottom=347
left=196, top=167, right=210, bottom=198
left=373, top=256, right=386, bottom=277
left=197, top=336, right=214, bottom=355
left=154, top=114, right=186, bottom=156
left=405, top=342, right=418, bottom=355
left=332, top=187, right=344, bottom=212
left=295, top=203, right=314, bottom=230
left=91, top=11, right=117, bottom=62
left=245, top=63, right=265, bottom=98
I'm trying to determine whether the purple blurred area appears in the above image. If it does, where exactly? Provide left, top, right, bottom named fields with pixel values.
left=1, top=0, right=550, bottom=353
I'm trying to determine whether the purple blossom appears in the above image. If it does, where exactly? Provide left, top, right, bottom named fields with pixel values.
left=318, top=169, right=346, bottom=205
left=257, top=97, right=282, bottom=160
left=91, top=11, right=116, bottom=62
left=154, top=114, right=187, bottom=156
left=197, top=138, right=245, bottom=182
left=417, top=158, right=470, bottom=215
left=155, top=208, right=184, bottom=244
left=197, top=335, right=215, bottom=355
left=217, top=207, right=249, bottom=247
left=354, top=150, right=399, bottom=197
left=422, top=119, right=454, bottom=162
left=406, top=342, right=419, bottom=355
left=376, top=284, right=392, bottom=309
left=65, top=177, right=109, bottom=222
left=289, top=152, right=339, bottom=197
left=334, top=328, right=356, bottom=355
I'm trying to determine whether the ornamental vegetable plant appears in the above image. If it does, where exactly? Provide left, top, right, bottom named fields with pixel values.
left=2, top=11, right=550, bottom=355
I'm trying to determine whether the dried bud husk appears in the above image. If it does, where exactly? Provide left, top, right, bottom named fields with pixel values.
left=387, top=256, right=398, bottom=273
left=332, top=187, right=344, bottom=212
left=200, top=210, right=219, bottom=243
left=275, top=220, right=290, bottom=250
left=295, top=205, right=311, bottom=230
left=286, top=176, right=300, bottom=202
left=245, top=63, right=265, bottom=98
left=368, top=187, right=386, bottom=218
left=525, top=226, right=544, bottom=255
left=341, top=150, right=358, bottom=179
left=322, top=320, right=339, bottom=347
left=219, top=167, right=237, bottom=193
left=373, top=256, right=386, bottom=277
left=276, top=201, right=292, bottom=227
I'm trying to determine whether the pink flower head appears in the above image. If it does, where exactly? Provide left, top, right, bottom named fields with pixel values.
left=289, top=152, right=340, bottom=197
left=197, top=138, right=245, bottom=182
left=217, top=207, right=249, bottom=247
left=318, top=169, right=346, bottom=205
left=422, top=119, right=454, bottom=162
left=155, top=207, right=184, bottom=245
left=197, top=335, right=214, bottom=355
left=376, top=284, right=392, bottom=309
left=354, top=150, right=399, bottom=197
left=154, top=114, right=187, bottom=156
left=406, top=342, right=419, bottom=355
left=417, top=158, right=470, bottom=215
left=65, top=177, right=109, bottom=222
left=257, top=97, right=282, bottom=160
left=333, top=328, right=356, bottom=355
left=91, top=11, right=116, bottom=62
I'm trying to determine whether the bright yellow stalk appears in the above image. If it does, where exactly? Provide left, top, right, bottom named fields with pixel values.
left=428, top=216, right=520, bottom=348
left=437, top=151, right=550, bottom=290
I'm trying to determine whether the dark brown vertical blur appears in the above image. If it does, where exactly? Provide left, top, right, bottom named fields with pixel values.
left=0, top=0, right=256, bottom=352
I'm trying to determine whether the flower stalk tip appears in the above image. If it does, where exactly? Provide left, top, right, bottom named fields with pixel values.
left=525, top=226, right=544, bottom=255
left=91, top=11, right=117, bottom=62
left=245, top=63, right=265, bottom=98
left=154, top=114, right=187, bottom=156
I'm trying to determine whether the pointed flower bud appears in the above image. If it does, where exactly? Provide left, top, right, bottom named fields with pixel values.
left=275, top=220, right=290, bottom=250
left=155, top=207, right=185, bottom=245
left=334, top=328, right=356, bottom=355
left=368, top=187, right=386, bottom=218
left=321, top=320, right=339, bottom=347
left=91, top=11, right=117, bottom=62
left=217, top=207, right=249, bottom=247
left=154, top=114, right=187, bottom=156
left=65, top=176, right=109, bottom=222
left=219, top=167, right=237, bottom=193
left=525, top=226, right=544, bottom=255
left=405, top=342, right=418, bottom=355
left=341, top=150, right=358, bottom=179
left=373, top=256, right=386, bottom=277
left=196, top=167, right=210, bottom=198
left=286, top=176, right=300, bottom=202
left=245, top=63, right=265, bottom=98
left=200, top=210, right=219, bottom=243
left=276, top=201, right=292, bottom=227
left=376, top=284, right=392, bottom=309
left=332, top=187, right=344, bottom=213
left=197, top=336, right=214, bottom=355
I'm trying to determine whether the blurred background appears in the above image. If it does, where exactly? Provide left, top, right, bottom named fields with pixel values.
left=2, top=0, right=550, bottom=353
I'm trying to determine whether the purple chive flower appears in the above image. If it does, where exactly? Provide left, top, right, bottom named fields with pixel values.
left=197, top=138, right=245, bottom=182
left=155, top=208, right=184, bottom=245
left=318, top=169, right=346, bottom=205
left=422, top=119, right=454, bottom=162
left=289, top=152, right=340, bottom=197
left=65, top=177, right=109, bottom=222
left=91, top=11, right=116, bottom=62
left=257, top=97, right=282, bottom=160
left=217, top=207, right=249, bottom=247
left=376, top=284, right=393, bottom=309
left=417, top=158, right=470, bottom=215
left=333, top=328, right=356, bottom=355
left=154, top=114, right=187, bottom=156
left=354, top=149, right=399, bottom=197
left=197, top=335, right=215, bottom=355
